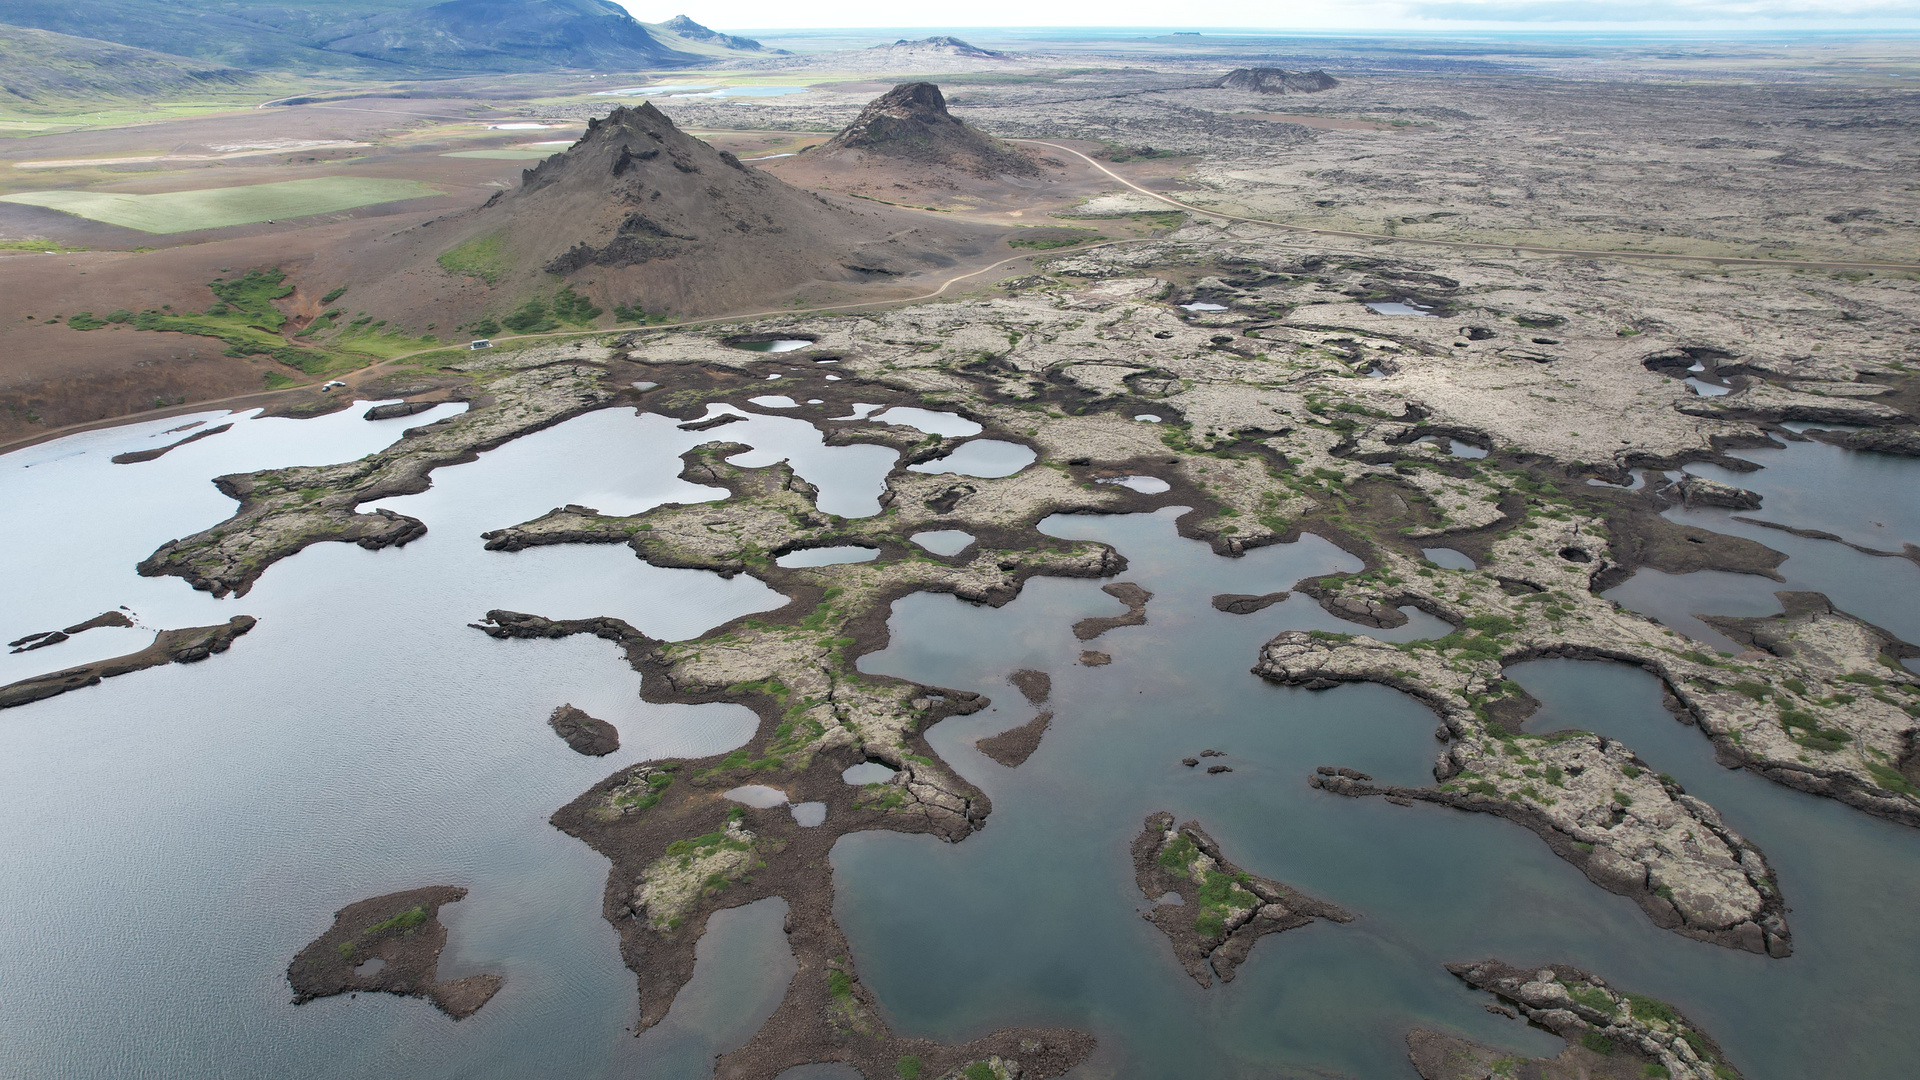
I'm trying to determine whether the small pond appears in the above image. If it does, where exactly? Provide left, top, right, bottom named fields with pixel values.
left=907, top=440, right=1036, bottom=479
left=592, top=84, right=714, bottom=96
left=911, top=531, right=975, bottom=557
left=671, top=86, right=808, bottom=99
left=868, top=408, right=981, bottom=438
left=1421, top=547, right=1476, bottom=571
left=841, top=763, right=898, bottom=785
left=1415, top=435, right=1489, bottom=459
left=775, top=546, right=879, bottom=568
left=1097, top=475, right=1172, bottom=494
left=1365, top=301, right=1436, bottom=317
left=730, top=340, right=813, bottom=353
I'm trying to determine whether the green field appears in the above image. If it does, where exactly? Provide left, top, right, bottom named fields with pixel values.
left=0, top=176, right=440, bottom=233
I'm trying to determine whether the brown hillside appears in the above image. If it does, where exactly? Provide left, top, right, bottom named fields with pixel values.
left=818, top=83, right=1041, bottom=179
left=383, top=102, right=999, bottom=318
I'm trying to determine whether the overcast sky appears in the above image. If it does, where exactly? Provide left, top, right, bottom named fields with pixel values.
left=625, top=0, right=1920, bottom=30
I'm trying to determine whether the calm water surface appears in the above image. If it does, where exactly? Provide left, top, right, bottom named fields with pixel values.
left=845, top=508, right=1920, bottom=1080
left=0, top=405, right=807, bottom=1080
left=5, top=404, right=1919, bottom=1080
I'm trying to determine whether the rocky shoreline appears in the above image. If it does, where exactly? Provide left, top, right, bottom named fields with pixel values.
left=137, top=346, right=629, bottom=597
left=287, top=886, right=502, bottom=1020
left=0, top=615, right=256, bottom=710
left=1131, top=812, right=1352, bottom=987
left=1259, top=616, right=1795, bottom=955
left=46, top=227, right=1916, bottom=1076
left=480, top=606, right=1092, bottom=1079
left=1409, top=959, right=1744, bottom=1080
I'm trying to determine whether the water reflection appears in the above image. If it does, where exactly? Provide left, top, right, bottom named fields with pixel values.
left=839, top=508, right=1920, bottom=1079
left=911, top=531, right=974, bottom=557
left=1365, top=301, right=1435, bottom=317
left=729, top=339, right=812, bottom=353
left=1421, top=547, right=1475, bottom=571
left=868, top=408, right=981, bottom=438
left=0, top=404, right=780, bottom=1080
left=775, top=546, right=878, bottom=568
left=906, top=440, right=1036, bottom=479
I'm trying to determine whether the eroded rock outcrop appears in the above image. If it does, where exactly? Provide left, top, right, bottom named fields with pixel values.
left=1674, top=475, right=1762, bottom=510
left=975, top=712, right=1051, bottom=767
left=1211, top=590, right=1289, bottom=614
left=548, top=703, right=620, bottom=756
left=8, top=609, right=133, bottom=652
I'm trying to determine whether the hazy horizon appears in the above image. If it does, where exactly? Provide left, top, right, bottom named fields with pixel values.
left=622, top=2, right=1920, bottom=34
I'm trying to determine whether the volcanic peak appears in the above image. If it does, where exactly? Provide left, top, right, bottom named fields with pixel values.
left=820, top=82, right=1040, bottom=178
left=414, top=101, right=994, bottom=319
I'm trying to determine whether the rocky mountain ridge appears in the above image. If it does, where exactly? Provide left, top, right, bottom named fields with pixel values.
left=0, top=0, right=771, bottom=74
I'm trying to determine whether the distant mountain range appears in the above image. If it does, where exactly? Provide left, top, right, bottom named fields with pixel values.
left=0, top=1, right=772, bottom=77
left=0, top=24, right=261, bottom=106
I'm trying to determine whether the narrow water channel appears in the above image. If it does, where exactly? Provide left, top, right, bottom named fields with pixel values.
left=5, top=404, right=1918, bottom=1080
left=844, top=508, right=1920, bottom=1079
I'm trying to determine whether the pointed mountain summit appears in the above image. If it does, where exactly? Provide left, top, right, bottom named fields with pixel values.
left=395, top=103, right=993, bottom=317
left=819, top=82, right=1040, bottom=178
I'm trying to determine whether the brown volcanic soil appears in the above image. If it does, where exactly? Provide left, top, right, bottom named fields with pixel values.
left=357, top=102, right=1006, bottom=323
left=0, top=102, right=1029, bottom=444
left=976, top=711, right=1052, bottom=767
left=0, top=143, right=534, bottom=442
left=820, top=83, right=1042, bottom=178
left=762, top=85, right=1086, bottom=220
